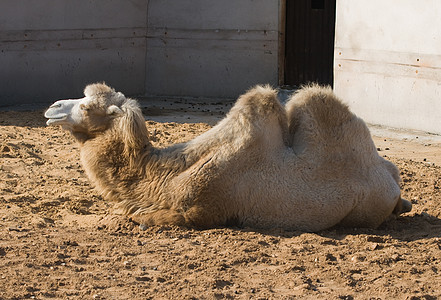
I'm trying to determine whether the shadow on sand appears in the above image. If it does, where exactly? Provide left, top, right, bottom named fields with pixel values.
left=233, top=213, right=441, bottom=243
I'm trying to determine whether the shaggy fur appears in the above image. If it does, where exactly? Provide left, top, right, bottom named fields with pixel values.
left=45, top=83, right=411, bottom=231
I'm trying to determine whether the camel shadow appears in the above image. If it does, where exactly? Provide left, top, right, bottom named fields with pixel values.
left=370, top=213, right=441, bottom=241
left=234, top=213, right=441, bottom=243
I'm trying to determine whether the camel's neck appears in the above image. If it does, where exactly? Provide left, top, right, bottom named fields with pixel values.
left=78, top=125, right=189, bottom=211
left=76, top=99, right=217, bottom=215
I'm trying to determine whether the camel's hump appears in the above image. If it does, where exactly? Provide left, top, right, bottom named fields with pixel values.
left=287, top=84, right=354, bottom=129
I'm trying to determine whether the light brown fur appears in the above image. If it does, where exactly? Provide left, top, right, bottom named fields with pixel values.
left=46, top=83, right=410, bottom=231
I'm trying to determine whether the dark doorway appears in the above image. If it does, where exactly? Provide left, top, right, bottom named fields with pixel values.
left=284, top=0, right=336, bottom=86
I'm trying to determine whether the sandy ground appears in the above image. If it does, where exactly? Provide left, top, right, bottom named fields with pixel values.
left=1, top=106, right=441, bottom=300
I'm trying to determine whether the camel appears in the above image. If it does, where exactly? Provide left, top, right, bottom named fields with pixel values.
left=45, top=83, right=411, bottom=231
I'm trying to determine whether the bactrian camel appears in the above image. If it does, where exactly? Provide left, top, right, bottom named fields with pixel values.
left=45, top=83, right=411, bottom=231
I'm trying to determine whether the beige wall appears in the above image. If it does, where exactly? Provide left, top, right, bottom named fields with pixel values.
left=334, top=0, right=441, bottom=134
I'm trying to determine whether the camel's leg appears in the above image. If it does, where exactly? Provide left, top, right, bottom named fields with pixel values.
left=182, top=203, right=236, bottom=229
left=130, top=209, right=187, bottom=227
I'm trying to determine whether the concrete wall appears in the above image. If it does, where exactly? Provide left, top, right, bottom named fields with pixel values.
left=145, top=0, right=280, bottom=98
left=0, top=0, right=148, bottom=106
left=334, top=0, right=441, bottom=134
left=0, top=0, right=281, bottom=106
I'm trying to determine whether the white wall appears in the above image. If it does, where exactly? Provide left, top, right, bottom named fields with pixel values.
left=0, top=0, right=281, bottom=106
left=334, top=0, right=441, bottom=134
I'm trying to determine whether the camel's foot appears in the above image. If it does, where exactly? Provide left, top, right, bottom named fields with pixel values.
left=400, top=199, right=412, bottom=214
left=392, top=197, right=412, bottom=216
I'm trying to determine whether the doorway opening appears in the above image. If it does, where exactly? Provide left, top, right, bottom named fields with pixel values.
left=284, top=0, right=336, bottom=87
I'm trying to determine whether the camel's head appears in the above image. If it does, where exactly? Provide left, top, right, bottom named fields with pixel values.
left=45, top=83, right=128, bottom=140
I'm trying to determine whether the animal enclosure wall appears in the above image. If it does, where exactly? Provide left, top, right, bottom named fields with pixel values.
left=0, top=0, right=281, bottom=106
left=145, top=0, right=280, bottom=98
left=0, top=0, right=148, bottom=106
left=334, top=0, right=441, bottom=134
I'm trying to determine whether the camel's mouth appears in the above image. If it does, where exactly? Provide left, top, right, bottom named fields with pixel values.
left=46, top=118, right=66, bottom=125
left=44, top=109, right=69, bottom=126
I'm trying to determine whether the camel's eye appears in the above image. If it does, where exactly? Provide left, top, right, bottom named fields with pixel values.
left=80, top=104, right=90, bottom=111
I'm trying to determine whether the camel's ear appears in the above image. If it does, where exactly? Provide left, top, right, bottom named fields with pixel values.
left=107, top=105, right=123, bottom=116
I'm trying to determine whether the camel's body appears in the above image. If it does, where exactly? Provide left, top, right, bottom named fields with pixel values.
left=45, top=83, right=411, bottom=231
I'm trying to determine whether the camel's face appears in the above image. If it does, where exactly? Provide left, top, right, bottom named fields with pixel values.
left=45, top=83, right=125, bottom=137
left=45, top=96, right=91, bottom=129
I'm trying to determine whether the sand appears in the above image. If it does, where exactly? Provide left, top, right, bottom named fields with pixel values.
left=1, top=109, right=440, bottom=299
